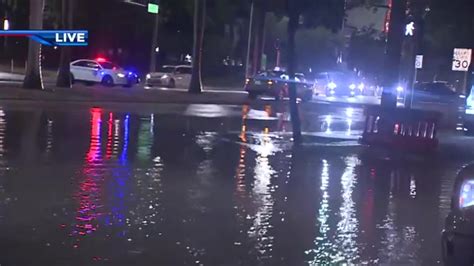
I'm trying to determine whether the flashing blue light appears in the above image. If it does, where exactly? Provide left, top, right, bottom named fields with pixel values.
left=100, top=71, right=105, bottom=76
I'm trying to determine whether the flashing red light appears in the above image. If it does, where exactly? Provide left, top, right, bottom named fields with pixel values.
left=96, top=57, right=107, bottom=62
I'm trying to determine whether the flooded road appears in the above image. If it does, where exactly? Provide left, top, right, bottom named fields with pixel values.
left=0, top=102, right=470, bottom=265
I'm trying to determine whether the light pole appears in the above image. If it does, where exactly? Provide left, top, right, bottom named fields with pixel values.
left=245, top=2, right=254, bottom=79
left=149, top=10, right=159, bottom=73
left=121, top=1, right=159, bottom=73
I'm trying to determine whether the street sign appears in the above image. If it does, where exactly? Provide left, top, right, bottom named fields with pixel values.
left=452, top=48, right=472, bottom=71
left=415, top=55, right=423, bottom=69
left=147, top=3, right=159, bottom=14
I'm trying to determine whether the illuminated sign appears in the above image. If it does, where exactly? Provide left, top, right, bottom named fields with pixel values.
left=148, top=3, right=159, bottom=14
left=405, top=22, right=415, bottom=36
left=0, top=30, right=88, bottom=46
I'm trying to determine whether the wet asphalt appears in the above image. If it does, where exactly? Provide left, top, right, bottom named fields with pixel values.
left=0, top=101, right=471, bottom=265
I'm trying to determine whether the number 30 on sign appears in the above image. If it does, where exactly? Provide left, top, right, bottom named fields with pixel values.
left=452, top=48, right=472, bottom=72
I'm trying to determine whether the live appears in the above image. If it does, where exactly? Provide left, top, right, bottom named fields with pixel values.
left=55, top=33, right=85, bottom=43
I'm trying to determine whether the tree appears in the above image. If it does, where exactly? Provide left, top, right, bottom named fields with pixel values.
left=56, top=0, right=74, bottom=88
left=23, top=0, right=45, bottom=90
left=188, top=0, right=206, bottom=93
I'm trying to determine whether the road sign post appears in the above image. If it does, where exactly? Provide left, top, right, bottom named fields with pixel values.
left=415, top=55, right=423, bottom=69
left=409, top=55, right=423, bottom=108
left=452, top=48, right=472, bottom=71
left=452, top=48, right=472, bottom=94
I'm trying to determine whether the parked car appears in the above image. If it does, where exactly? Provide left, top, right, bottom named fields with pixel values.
left=245, top=70, right=313, bottom=102
left=313, top=71, right=364, bottom=97
left=146, top=65, right=192, bottom=88
left=411, top=82, right=464, bottom=105
left=463, top=86, right=474, bottom=134
left=442, top=164, right=474, bottom=265
left=70, top=58, right=139, bottom=87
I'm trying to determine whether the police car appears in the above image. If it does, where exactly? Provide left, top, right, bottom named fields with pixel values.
left=70, top=58, right=139, bottom=87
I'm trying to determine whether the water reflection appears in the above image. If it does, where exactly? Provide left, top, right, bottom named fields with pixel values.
left=0, top=104, right=464, bottom=265
left=0, top=108, right=6, bottom=220
left=307, top=156, right=361, bottom=264
left=308, top=159, right=331, bottom=264
left=248, top=130, right=276, bottom=259
left=334, top=156, right=360, bottom=263
left=74, top=108, right=103, bottom=240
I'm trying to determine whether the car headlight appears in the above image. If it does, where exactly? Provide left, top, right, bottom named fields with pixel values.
left=459, top=95, right=466, bottom=99
left=358, top=83, right=365, bottom=90
left=328, top=82, right=337, bottom=90
left=349, top=84, right=356, bottom=90
left=117, top=73, right=126, bottom=78
left=396, top=86, right=404, bottom=92
left=459, top=180, right=474, bottom=209
left=146, top=74, right=151, bottom=80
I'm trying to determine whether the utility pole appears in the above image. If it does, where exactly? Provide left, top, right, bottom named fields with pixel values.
left=149, top=11, right=159, bottom=73
left=146, top=1, right=161, bottom=74
left=402, top=0, right=429, bottom=108
left=122, top=1, right=158, bottom=72
left=381, top=0, right=408, bottom=108
left=252, top=0, right=266, bottom=76
left=245, top=2, right=254, bottom=78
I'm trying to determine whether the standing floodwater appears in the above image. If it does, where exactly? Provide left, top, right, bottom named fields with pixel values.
left=0, top=103, right=468, bottom=265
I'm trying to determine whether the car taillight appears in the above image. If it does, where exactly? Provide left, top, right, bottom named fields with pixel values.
left=267, top=80, right=274, bottom=85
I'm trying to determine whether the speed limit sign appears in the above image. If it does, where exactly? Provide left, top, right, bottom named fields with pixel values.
left=452, top=48, right=472, bottom=71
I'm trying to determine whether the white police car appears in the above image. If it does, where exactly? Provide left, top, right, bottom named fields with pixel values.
left=70, top=58, right=138, bottom=87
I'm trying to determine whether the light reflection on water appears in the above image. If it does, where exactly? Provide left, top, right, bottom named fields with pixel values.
left=0, top=105, right=465, bottom=265
left=247, top=130, right=277, bottom=260
left=334, top=156, right=360, bottom=263
left=307, top=156, right=361, bottom=265
left=73, top=108, right=103, bottom=240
